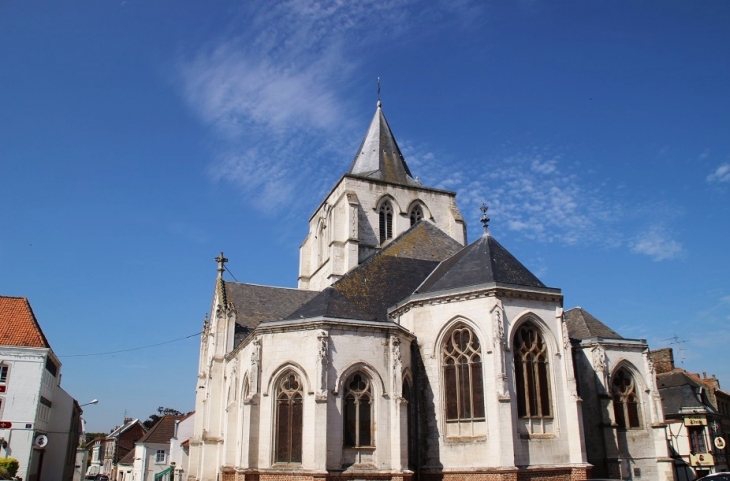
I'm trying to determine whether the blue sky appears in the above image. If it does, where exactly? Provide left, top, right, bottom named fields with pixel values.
left=1, top=1, right=729, bottom=432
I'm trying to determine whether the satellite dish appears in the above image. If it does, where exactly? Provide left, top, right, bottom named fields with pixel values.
left=34, top=434, right=48, bottom=448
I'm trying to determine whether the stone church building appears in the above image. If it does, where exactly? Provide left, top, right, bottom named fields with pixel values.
left=187, top=101, right=674, bottom=481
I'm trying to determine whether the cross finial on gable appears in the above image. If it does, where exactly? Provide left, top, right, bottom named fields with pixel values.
left=215, top=252, right=228, bottom=279
left=480, top=203, right=490, bottom=235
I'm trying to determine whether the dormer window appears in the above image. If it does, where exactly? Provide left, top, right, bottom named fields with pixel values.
left=379, top=202, right=393, bottom=244
left=409, top=204, right=424, bottom=226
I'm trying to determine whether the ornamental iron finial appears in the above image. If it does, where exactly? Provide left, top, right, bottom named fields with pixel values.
left=480, top=203, right=490, bottom=235
left=215, top=252, right=228, bottom=279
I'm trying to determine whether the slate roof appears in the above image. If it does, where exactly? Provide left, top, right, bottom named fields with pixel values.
left=138, top=415, right=183, bottom=445
left=657, top=370, right=718, bottom=417
left=106, top=418, right=144, bottom=440
left=284, top=221, right=463, bottom=323
left=417, top=234, right=548, bottom=294
left=564, top=307, right=623, bottom=340
left=0, top=296, right=51, bottom=348
left=660, top=384, right=706, bottom=416
left=348, top=101, right=420, bottom=187
left=224, top=282, right=318, bottom=337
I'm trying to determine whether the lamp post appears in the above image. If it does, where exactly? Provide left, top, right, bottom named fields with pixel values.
left=80, top=399, right=98, bottom=407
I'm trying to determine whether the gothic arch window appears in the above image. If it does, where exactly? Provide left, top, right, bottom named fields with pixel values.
left=514, top=322, right=552, bottom=428
left=612, top=368, right=641, bottom=429
left=442, top=325, right=485, bottom=421
left=343, top=372, right=373, bottom=447
left=274, top=372, right=303, bottom=463
left=379, top=201, right=393, bottom=244
left=409, top=204, right=424, bottom=226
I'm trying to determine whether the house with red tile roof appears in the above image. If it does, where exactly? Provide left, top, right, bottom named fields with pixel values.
left=0, top=295, right=82, bottom=481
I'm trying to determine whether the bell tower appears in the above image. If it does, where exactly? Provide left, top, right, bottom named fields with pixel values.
left=298, top=101, right=467, bottom=291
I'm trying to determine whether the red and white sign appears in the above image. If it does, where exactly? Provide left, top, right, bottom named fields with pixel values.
left=0, top=422, right=11, bottom=429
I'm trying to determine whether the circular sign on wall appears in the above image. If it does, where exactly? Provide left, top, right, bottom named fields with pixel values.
left=715, top=436, right=726, bottom=450
left=34, top=434, right=48, bottom=448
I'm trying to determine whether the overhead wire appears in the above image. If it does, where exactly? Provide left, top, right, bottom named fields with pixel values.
left=58, top=331, right=202, bottom=358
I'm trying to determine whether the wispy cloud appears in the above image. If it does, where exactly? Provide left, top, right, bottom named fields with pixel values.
left=707, top=163, right=730, bottom=183
left=177, top=0, right=483, bottom=212
left=630, top=225, right=683, bottom=261
left=406, top=143, right=622, bottom=246
left=698, top=148, right=710, bottom=161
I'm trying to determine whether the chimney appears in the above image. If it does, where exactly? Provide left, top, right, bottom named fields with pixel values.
left=650, top=348, right=675, bottom=374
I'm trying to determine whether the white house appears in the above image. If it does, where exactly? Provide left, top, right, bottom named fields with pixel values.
left=132, top=415, right=184, bottom=481
left=0, top=295, right=82, bottom=481
left=169, top=412, right=194, bottom=481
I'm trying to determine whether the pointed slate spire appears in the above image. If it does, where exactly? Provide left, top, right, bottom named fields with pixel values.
left=348, top=101, right=418, bottom=185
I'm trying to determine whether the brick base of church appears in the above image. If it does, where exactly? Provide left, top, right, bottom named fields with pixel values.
left=215, top=467, right=590, bottom=481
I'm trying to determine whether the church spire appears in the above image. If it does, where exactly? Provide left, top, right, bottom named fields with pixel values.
left=347, top=100, right=418, bottom=186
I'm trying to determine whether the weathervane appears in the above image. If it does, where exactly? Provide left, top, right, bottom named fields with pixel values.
left=377, top=77, right=381, bottom=101
left=480, top=203, right=490, bottom=235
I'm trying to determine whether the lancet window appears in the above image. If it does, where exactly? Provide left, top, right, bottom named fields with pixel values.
left=379, top=201, right=393, bottom=244
left=275, top=372, right=303, bottom=463
left=612, top=368, right=641, bottom=429
left=409, top=204, right=424, bottom=226
left=514, top=323, right=552, bottom=420
left=442, top=325, right=485, bottom=421
left=343, top=372, right=373, bottom=447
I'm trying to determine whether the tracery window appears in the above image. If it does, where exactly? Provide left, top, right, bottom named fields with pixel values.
left=344, top=373, right=373, bottom=447
left=275, top=373, right=303, bottom=463
left=379, top=201, right=393, bottom=244
left=409, top=204, right=424, bottom=226
left=442, top=325, right=485, bottom=421
left=612, top=369, right=641, bottom=429
left=514, top=323, right=552, bottom=421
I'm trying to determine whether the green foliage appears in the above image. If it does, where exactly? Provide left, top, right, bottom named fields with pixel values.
left=142, top=406, right=183, bottom=429
left=85, top=432, right=108, bottom=444
left=0, top=458, right=19, bottom=478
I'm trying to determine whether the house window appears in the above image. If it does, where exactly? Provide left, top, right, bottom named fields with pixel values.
left=275, top=373, right=303, bottom=463
left=378, top=201, right=393, bottom=243
left=409, top=204, right=423, bottom=226
left=442, top=325, right=485, bottom=421
left=0, top=365, right=8, bottom=384
left=612, top=369, right=641, bottom=428
left=45, top=357, right=58, bottom=377
left=689, top=426, right=707, bottom=453
left=514, top=323, right=552, bottom=420
left=155, top=449, right=166, bottom=463
left=344, top=373, right=373, bottom=447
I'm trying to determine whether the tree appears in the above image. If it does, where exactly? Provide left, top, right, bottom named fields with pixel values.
left=142, top=406, right=183, bottom=429
left=85, top=432, right=108, bottom=444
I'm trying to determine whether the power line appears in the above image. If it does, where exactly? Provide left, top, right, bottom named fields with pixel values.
left=59, top=332, right=202, bottom=358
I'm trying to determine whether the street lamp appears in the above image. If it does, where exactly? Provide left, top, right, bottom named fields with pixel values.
left=80, top=399, right=98, bottom=407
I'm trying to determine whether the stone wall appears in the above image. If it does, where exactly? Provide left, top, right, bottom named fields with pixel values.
left=649, top=348, right=674, bottom=374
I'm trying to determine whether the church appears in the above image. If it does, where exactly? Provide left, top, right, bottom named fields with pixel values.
left=187, top=100, right=674, bottom=481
